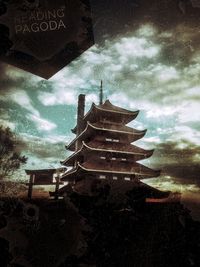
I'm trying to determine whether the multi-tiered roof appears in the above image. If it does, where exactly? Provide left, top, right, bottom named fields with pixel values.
left=61, top=96, right=160, bottom=183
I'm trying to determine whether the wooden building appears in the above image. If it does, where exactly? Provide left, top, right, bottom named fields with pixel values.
left=24, top=88, right=172, bottom=201
left=60, top=94, right=160, bottom=185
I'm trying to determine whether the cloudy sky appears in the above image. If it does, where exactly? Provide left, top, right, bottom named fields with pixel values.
left=0, top=0, right=200, bottom=217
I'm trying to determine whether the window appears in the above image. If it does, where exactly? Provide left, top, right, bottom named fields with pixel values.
left=111, top=157, right=117, bottom=161
left=121, top=158, right=127, bottom=161
left=106, top=138, right=112, bottom=142
left=99, top=175, right=106, bottom=179
left=100, top=156, right=106, bottom=160
left=113, top=176, right=118, bottom=180
left=105, top=138, right=120, bottom=143
left=124, top=177, right=131, bottom=181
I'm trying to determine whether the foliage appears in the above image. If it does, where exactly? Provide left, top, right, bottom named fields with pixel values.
left=0, top=126, right=27, bottom=180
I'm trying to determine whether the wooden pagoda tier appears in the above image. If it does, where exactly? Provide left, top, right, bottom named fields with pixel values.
left=61, top=162, right=160, bottom=181
left=71, top=100, right=139, bottom=134
left=61, top=141, right=154, bottom=166
left=67, top=122, right=147, bottom=151
left=61, top=97, right=160, bottom=184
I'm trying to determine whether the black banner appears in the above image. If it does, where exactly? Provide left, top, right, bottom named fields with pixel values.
left=0, top=0, right=94, bottom=79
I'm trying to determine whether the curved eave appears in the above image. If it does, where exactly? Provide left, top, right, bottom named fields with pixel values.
left=71, top=102, right=139, bottom=134
left=94, top=105, right=139, bottom=118
left=66, top=122, right=92, bottom=151
left=71, top=103, right=96, bottom=134
left=83, top=141, right=154, bottom=157
left=61, top=167, right=78, bottom=180
left=61, top=145, right=84, bottom=166
left=86, top=101, right=139, bottom=119
left=78, top=162, right=160, bottom=179
left=66, top=122, right=147, bottom=151
left=71, top=128, right=76, bottom=134
left=90, top=122, right=145, bottom=135
left=61, top=141, right=154, bottom=166
left=61, top=163, right=160, bottom=181
left=137, top=170, right=160, bottom=179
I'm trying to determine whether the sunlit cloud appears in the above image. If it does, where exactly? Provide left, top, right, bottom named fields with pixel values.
left=146, top=106, right=179, bottom=119
left=26, top=114, right=57, bottom=132
left=136, top=24, right=158, bottom=37
left=12, top=90, right=40, bottom=116
left=143, top=136, right=161, bottom=144
left=114, top=36, right=161, bottom=60
left=144, top=175, right=200, bottom=194
left=173, top=125, right=200, bottom=146
left=38, top=90, right=77, bottom=106
left=178, top=101, right=200, bottom=123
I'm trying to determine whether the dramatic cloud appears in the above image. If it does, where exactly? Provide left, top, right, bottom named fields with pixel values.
left=26, top=114, right=57, bottom=132
left=0, top=86, right=57, bottom=133
left=12, top=90, right=40, bottom=116
left=34, top=23, right=200, bottom=122
left=141, top=140, right=200, bottom=193
left=0, top=13, right=200, bottom=204
left=144, top=175, right=200, bottom=194
left=18, top=133, right=69, bottom=170
left=1, top=22, right=196, bottom=188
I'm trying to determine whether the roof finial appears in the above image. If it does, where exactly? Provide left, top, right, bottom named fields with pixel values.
left=99, top=80, right=103, bottom=105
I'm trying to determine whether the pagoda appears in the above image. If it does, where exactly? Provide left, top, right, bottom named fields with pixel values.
left=60, top=92, right=160, bottom=186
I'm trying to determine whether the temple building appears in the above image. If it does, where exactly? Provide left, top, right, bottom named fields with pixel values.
left=60, top=94, right=160, bottom=186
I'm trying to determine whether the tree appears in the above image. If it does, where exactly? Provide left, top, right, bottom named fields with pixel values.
left=0, top=126, right=27, bottom=180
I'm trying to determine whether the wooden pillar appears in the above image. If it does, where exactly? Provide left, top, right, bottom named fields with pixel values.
left=54, top=176, right=60, bottom=200
left=28, top=174, right=34, bottom=200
